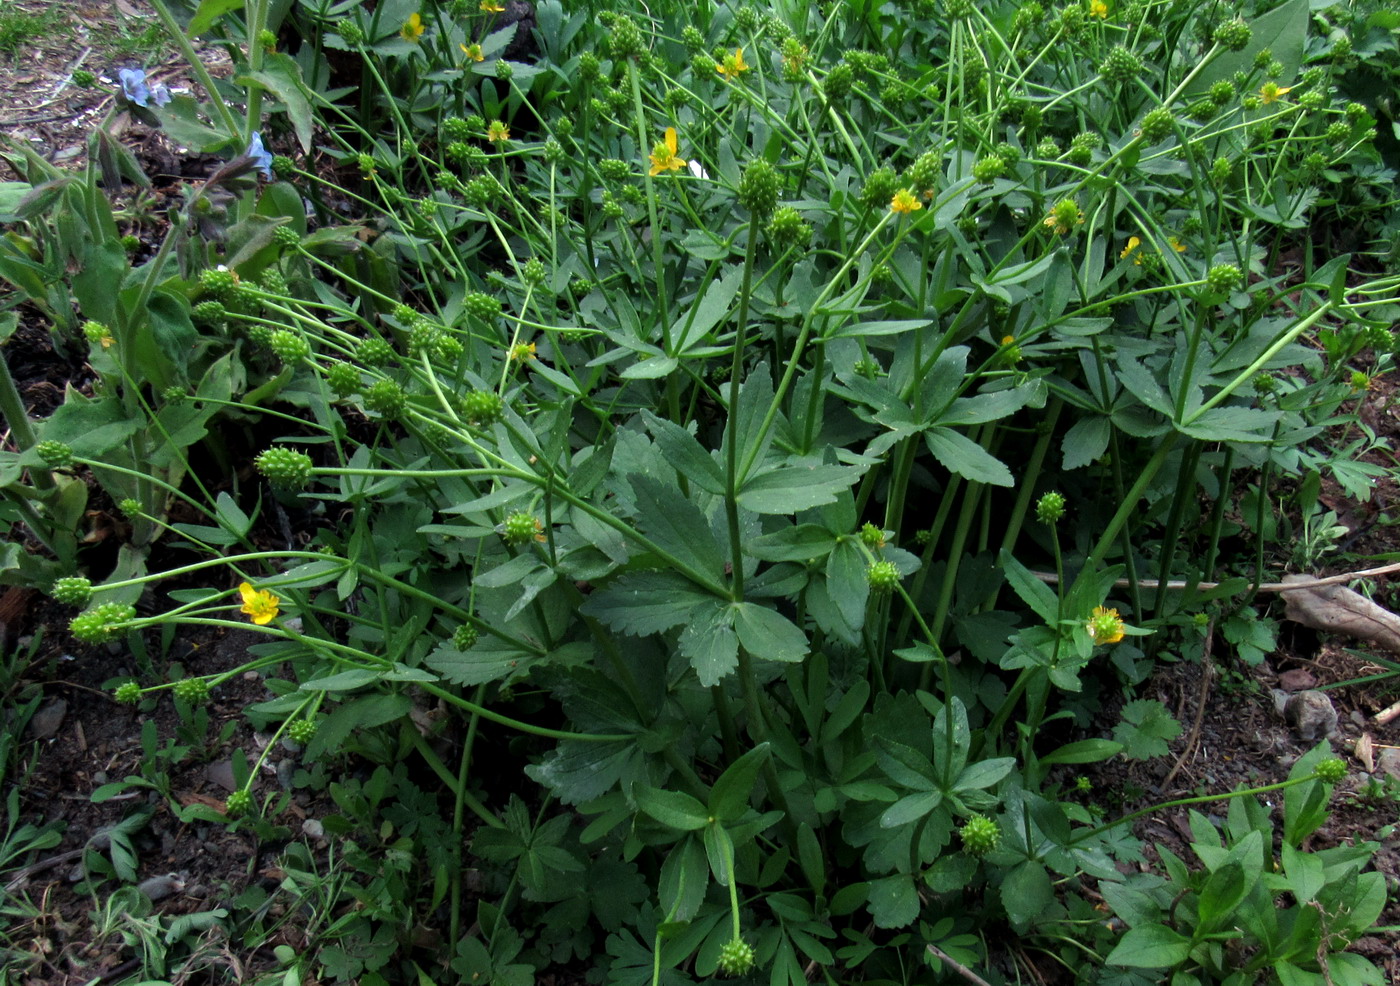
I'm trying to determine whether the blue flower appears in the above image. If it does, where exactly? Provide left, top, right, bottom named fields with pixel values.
left=245, top=132, right=273, bottom=180
left=117, top=67, right=170, bottom=108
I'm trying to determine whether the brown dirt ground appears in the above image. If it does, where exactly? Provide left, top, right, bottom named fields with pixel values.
left=3, top=3, right=1400, bottom=985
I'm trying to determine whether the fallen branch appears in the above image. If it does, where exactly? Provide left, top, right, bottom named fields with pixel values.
left=926, top=945, right=994, bottom=986
left=1030, top=562, right=1400, bottom=594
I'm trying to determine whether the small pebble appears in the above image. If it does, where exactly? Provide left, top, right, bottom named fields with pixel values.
left=137, top=873, right=184, bottom=901
left=301, top=819, right=324, bottom=840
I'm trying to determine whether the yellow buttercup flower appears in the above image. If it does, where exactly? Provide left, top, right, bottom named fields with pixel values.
left=890, top=188, right=923, bottom=214
left=460, top=42, right=485, bottom=62
left=238, top=582, right=280, bottom=625
left=401, top=12, right=424, bottom=42
left=1259, top=82, right=1293, bottom=104
left=487, top=119, right=510, bottom=143
left=1086, top=606, right=1125, bottom=645
left=648, top=127, right=686, bottom=176
left=1120, top=236, right=1141, bottom=262
left=480, top=0, right=505, bottom=11
left=508, top=341, right=536, bottom=362
left=716, top=47, right=750, bottom=79
left=1167, top=235, right=1186, bottom=253
left=1090, top=0, right=1109, bottom=17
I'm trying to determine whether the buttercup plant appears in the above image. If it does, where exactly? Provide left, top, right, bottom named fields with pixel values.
left=1, top=0, right=1398, bottom=982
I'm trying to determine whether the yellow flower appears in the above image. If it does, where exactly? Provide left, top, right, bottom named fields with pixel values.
left=1090, top=0, right=1109, bottom=17
left=508, top=341, right=536, bottom=362
left=238, top=581, right=280, bottom=626
left=1119, top=236, right=1142, bottom=262
left=1001, top=334, right=1017, bottom=346
left=480, top=0, right=505, bottom=11
left=890, top=188, right=922, bottom=214
left=648, top=127, right=686, bottom=176
left=716, top=47, right=750, bottom=79
left=1043, top=199, right=1084, bottom=234
left=401, top=12, right=424, bottom=42
left=99, top=332, right=115, bottom=349
left=487, top=119, right=510, bottom=143
left=460, top=42, right=485, bottom=62
left=1086, top=606, right=1125, bottom=645
left=1167, top=235, right=1186, bottom=253
left=1259, top=82, right=1293, bottom=105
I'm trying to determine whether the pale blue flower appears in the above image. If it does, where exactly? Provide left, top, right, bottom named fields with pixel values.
left=245, top=132, right=273, bottom=180
left=117, top=67, right=170, bottom=108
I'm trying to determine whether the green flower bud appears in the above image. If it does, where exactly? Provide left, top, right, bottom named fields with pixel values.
left=337, top=21, right=365, bottom=45
left=1325, top=121, right=1350, bottom=143
left=443, top=116, right=472, bottom=143
left=325, top=361, right=358, bottom=397
left=199, top=265, right=241, bottom=300
left=1206, top=263, right=1242, bottom=293
left=269, top=330, right=311, bottom=365
left=1099, top=45, right=1142, bottom=85
left=357, top=336, right=394, bottom=367
left=173, top=676, right=210, bottom=704
left=542, top=137, right=565, bottom=164
left=767, top=206, right=812, bottom=249
left=72, top=69, right=96, bottom=87
left=224, top=790, right=253, bottom=817
left=271, top=155, right=295, bottom=179
left=52, top=576, right=93, bottom=606
left=1036, top=137, right=1060, bottom=159
left=1138, top=107, right=1175, bottom=142
left=522, top=258, right=547, bottom=286
left=272, top=225, right=301, bottom=249
left=1213, top=18, right=1252, bottom=52
left=114, top=681, right=141, bottom=703
left=192, top=300, right=226, bottom=324
left=1036, top=491, right=1066, bottom=523
left=1298, top=90, right=1324, bottom=111
left=1210, top=155, right=1233, bottom=186
left=860, top=166, right=899, bottom=211
left=822, top=62, right=854, bottom=100
left=972, top=156, right=1005, bottom=183
left=287, top=719, right=318, bottom=745
left=255, top=447, right=313, bottom=490
left=502, top=511, right=543, bottom=545
left=462, top=390, right=505, bottom=426
left=364, top=379, right=406, bottom=418
left=356, top=152, right=377, bottom=177
left=70, top=602, right=136, bottom=644
left=121, top=234, right=140, bottom=252
left=1315, top=757, right=1347, bottom=783
left=608, top=15, right=644, bottom=60
left=681, top=25, right=705, bottom=54
left=598, top=158, right=630, bottom=182
left=118, top=498, right=142, bottom=518
left=738, top=159, right=780, bottom=219
left=1208, top=80, right=1235, bottom=106
left=578, top=51, right=602, bottom=84
left=463, top=291, right=501, bottom=321
left=717, top=938, right=755, bottom=977
left=1188, top=100, right=1216, bottom=123
left=960, top=813, right=1000, bottom=855
left=453, top=624, right=479, bottom=649
left=859, top=522, right=887, bottom=548
left=36, top=440, right=74, bottom=468
left=867, top=560, right=901, bottom=593
left=495, top=59, right=513, bottom=80
left=853, top=356, right=881, bottom=379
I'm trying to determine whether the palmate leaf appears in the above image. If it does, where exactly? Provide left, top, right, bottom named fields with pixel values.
left=581, top=571, right=716, bottom=635
left=631, top=475, right=727, bottom=583
left=679, top=601, right=738, bottom=686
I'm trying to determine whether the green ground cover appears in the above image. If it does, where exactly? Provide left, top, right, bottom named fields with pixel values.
left=3, top=0, right=1400, bottom=982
